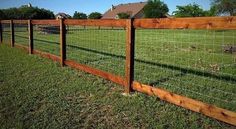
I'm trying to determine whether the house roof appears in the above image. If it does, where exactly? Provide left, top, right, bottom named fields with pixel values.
left=102, top=2, right=147, bottom=19
left=55, top=13, right=71, bottom=19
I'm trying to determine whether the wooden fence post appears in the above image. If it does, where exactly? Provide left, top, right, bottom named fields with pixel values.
left=10, top=20, right=15, bottom=47
left=28, top=20, right=33, bottom=54
left=60, top=19, right=66, bottom=66
left=125, top=18, right=135, bottom=93
left=0, top=20, right=2, bottom=44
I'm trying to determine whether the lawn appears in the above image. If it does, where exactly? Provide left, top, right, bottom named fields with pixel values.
left=1, top=43, right=236, bottom=129
left=1, top=24, right=236, bottom=128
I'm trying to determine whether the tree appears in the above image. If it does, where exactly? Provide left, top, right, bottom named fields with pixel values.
left=173, top=3, right=206, bottom=17
left=205, top=5, right=218, bottom=16
left=0, top=10, right=5, bottom=19
left=88, top=12, right=102, bottom=19
left=212, top=0, right=236, bottom=16
left=117, top=12, right=130, bottom=19
left=73, top=11, right=87, bottom=19
left=0, top=6, right=54, bottom=19
left=143, top=0, right=169, bottom=18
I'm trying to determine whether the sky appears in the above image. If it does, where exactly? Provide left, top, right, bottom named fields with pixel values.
left=0, top=0, right=211, bottom=16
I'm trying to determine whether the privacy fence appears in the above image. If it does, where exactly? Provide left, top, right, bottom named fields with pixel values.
left=0, top=17, right=236, bottom=126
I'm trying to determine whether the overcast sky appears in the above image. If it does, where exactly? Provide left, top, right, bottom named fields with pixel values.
left=0, top=0, right=211, bottom=16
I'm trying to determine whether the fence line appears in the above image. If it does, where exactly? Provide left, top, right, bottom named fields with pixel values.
left=0, top=16, right=236, bottom=126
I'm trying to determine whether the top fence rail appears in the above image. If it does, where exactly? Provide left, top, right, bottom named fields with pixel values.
left=134, top=16, right=236, bottom=30
left=1, top=16, right=236, bottom=29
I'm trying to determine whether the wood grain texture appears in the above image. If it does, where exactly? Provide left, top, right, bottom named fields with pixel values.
left=64, top=19, right=127, bottom=27
left=132, top=81, right=236, bottom=126
left=65, top=60, right=126, bottom=86
left=60, top=19, right=66, bottom=66
left=32, top=20, right=60, bottom=25
left=134, top=16, right=236, bottom=30
left=125, top=19, right=135, bottom=93
left=1, top=20, right=10, bottom=24
left=13, top=20, right=28, bottom=24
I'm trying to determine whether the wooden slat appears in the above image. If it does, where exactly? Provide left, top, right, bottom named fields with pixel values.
left=1, top=20, right=10, bottom=24
left=64, top=19, right=127, bottom=27
left=15, top=44, right=29, bottom=52
left=28, top=20, right=33, bottom=54
left=125, top=19, right=135, bottom=93
left=134, top=16, right=236, bottom=30
left=33, top=50, right=61, bottom=62
left=31, top=20, right=59, bottom=25
left=60, top=19, right=66, bottom=66
left=132, top=81, right=236, bottom=126
left=13, top=20, right=28, bottom=24
left=65, top=60, right=126, bottom=86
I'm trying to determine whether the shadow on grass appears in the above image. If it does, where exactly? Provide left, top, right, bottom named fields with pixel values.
left=14, top=35, right=236, bottom=83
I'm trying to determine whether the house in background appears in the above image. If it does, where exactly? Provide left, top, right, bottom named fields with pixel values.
left=55, top=13, right=71, bottom=19
left=102, top=2, right=147, bottom=19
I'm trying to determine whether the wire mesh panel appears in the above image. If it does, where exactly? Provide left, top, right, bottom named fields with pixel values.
left=135, top=28, right=236, bottom=112
left=14, top=22, right=28, bottom=46
left=66, top=25, right=126, bottom=76
left=2, top=22, right=11, bottom=44
left=33, top=24, right=60, bottom=56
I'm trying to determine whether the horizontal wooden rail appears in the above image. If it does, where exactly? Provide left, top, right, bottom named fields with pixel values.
left=65, top=60, right=126, bottom=86
left=13, top=20, right=28, bottom=24
left=134, top=16, right=236, bottom=30
left=64, top=19, right=127, bottom=27
left=132, top=81, right=236, bottom=126
left=32, top=20, right=59, bottom=25
left=0, top=20, right=10, bottom=24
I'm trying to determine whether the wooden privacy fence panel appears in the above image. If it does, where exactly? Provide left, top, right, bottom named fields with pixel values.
left=0, top=16, right=236, bottom=126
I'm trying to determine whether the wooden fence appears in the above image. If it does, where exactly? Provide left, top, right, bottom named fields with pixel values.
left=0, top=16, right=236, bottom=126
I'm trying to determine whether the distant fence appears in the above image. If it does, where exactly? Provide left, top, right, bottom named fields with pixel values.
left=0, top=17, right=236, bottom=126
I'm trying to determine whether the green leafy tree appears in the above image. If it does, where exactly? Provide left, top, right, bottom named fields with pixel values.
left=117, top=12, right=130, bottom=19
left=0, top=6, right=54, bottom=19
left=143, top=0, right=169, bottom=18
left=205, top=5, right=218, bottom=16
left=0, top=10, right=6, bottom=19
left=88, top=12, right=102, bottom=19
left=173, top=3, right=206, bottom=17
left=73, top=11, right=87, bottom=19
left=212, top=0, right=236, bottom=16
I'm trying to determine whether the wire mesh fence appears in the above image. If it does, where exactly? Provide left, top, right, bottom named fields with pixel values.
left=33, top=24, right=60, bottom=56
left=135, top=29, right=236, bottom=112
left=2, top=22, right=11, bottom=44
left=66, top=25, right=126, bottom=76
left=14, top=22, right=28, bottom=46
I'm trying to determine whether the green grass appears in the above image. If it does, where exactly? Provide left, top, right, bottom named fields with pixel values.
left=10, top=26, right=236, bottom=112
left=1, top=44, right=236, bottom=128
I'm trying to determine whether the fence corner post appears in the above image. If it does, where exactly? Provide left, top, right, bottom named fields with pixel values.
left=125, top=18, right=135, bottom=94
left=10, top=20, right=14, bottom=47
left=28, top=19, right=33, bottom=54
left=60, top=19, right=66, bottom=67
left=0, top=20, right=2, bottom=44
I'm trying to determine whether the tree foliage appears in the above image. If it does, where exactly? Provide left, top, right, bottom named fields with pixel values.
left=88, top=12, right=102, bottom=19
left=0, top=6, right=54, bottom=19
left=117, top=12, right=130, bottom=19
left=73, top=11, right=87, bottom=19
left=143, top=0, right=169, bottom=18
left=212, top=0, right=236, bottom=16
left=173, top=3, right=207, bottom=17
